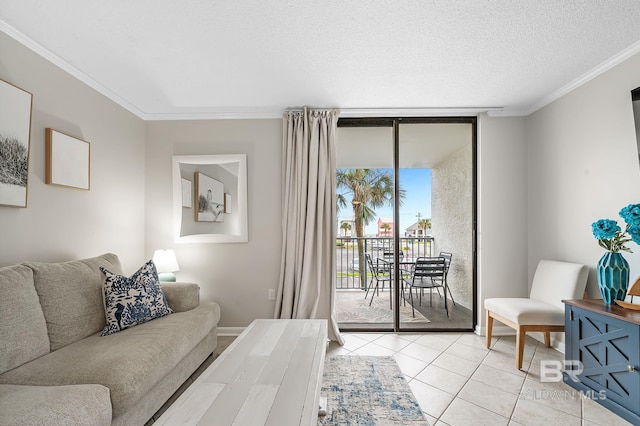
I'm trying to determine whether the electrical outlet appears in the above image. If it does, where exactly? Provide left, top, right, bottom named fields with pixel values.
left=268, top=289, right=276, bottom=300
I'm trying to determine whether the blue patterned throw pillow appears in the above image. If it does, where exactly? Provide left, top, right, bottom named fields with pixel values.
left=100, top=260, right=174, bottom=336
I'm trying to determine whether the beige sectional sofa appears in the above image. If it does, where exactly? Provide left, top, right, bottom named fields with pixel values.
left=0, top=253, right=221, bottom=426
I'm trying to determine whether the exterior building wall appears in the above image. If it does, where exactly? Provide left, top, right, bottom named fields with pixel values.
left=432, top=144, right=474, bottom=310
left=377, top=218, right=393, bottom=237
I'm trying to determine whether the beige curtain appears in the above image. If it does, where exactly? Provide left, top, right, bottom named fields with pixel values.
left=274, top=107, right=344, bottom=344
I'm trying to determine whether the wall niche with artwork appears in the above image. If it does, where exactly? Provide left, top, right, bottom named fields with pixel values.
left=172, top=154, right=248, bottom=243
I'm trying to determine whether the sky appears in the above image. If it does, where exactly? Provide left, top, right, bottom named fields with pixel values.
left=337, top=168, right=432, bottom=236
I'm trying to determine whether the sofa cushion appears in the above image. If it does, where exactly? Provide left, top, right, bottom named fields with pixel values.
left=100, top=260, right=173, bottom=336
left=160, top=282, right=200, bottom=312
left=485, top=297, right=565, bottom=325
left=0, top=265, right=50, bottom=374
left=24, top=253, right=123, bottom=351
left=0, top=384, right=111, bottom=426
left=0, top=302, right=220, bottom=417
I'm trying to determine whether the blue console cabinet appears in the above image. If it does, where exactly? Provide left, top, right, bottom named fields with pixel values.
left=563, top=299, right=640, bottom=425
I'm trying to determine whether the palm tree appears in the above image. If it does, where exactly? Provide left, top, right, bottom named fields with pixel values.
left=380, top=222, right=392, bottom=236
left=340, top=221, right=352, bottom=237
left=418, top=218, right=431, bottom=235
left=418, top=218, right=431, bottom=255
left=337, top=169, right=403, bottom=288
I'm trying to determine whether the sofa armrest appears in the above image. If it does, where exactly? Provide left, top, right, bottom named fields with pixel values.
left=0, top=384, right=112, bottom=426
left=160, top=282, right=200, bottom=312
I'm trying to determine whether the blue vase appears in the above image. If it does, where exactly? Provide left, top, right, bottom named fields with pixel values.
left=596, top=252, right=630, bottom=304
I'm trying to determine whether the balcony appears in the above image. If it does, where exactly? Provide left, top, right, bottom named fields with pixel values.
left=335, top=236, right=472, bottom=329
left=335, top=236, right=433, bottom=290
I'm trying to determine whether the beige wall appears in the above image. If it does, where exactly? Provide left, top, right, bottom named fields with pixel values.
left=476, top=51, right=640, bottom=342
left=144, top=120, right=282, bottom=328
left=526, top=52, right=640, bottom=300
left=432, top=144, right=473, bottom=309
left=476, top=114, right=528, bottom=332
left=1, top=31, right=283, bottom=329
left=518, top=52, right=640, bottom=349
left=0, top=32, right=146, bottom=272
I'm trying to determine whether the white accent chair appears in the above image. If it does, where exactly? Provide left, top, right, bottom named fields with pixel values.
left=484, top=260, right=589, bottom=369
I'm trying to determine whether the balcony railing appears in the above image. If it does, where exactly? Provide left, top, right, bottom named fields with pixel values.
left=335, top=236, right=434, bottom=289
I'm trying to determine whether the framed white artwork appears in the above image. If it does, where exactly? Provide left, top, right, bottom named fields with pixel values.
left=45, top=128, right=90, bottom=190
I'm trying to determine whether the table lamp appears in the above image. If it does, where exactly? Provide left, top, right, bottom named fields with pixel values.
left=152, top=249, right=180, bottom=282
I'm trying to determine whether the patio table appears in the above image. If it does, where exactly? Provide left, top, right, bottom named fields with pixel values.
left=374, top=256, right=418, bottom=307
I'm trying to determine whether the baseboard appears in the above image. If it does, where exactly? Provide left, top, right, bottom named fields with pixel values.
left=474, top=324, right=515, bottom=336
left=218, top=326, right=245, bottom=336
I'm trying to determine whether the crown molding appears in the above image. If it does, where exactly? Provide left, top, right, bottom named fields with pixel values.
left=144, top=107, right=505, bottom=120
left=3, top=18, right=639, bottom=121
left=0, top=21, right=507, bottom=120
left=337, top=107, right=503, bottom=118
left=486, top=108, right=531, bottom=117
left=523, top=39, right=640, bottom=116
left=143, top=110, right=284, bottom=120
left=0, top=19, right=148, bottom=119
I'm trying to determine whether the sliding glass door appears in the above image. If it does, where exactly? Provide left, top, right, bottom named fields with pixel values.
left=397, top=121, right=475, bottom=331
left=335, top=124, right=396, bottom=330
left=335, top=117, right=476, bottom=332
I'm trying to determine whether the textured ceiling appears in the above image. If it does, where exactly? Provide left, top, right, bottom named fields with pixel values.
left=2, top=1, right=640, bottom=119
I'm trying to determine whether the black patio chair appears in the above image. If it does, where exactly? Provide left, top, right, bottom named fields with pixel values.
left=380, top=250, right=402, bottom=274
left=364, top=253, right=392, bottom=308
left=408, top=256, right=449, bottom=317
left=431, top=251, right=456, bottom=306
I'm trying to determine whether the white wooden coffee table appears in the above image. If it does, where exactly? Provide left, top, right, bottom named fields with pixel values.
left=155, top=319, right=328, bottom=426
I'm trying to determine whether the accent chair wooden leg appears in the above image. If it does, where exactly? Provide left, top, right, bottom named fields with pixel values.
left=516, top=328, right=525, bottom=370
left=544, top=332, right=551, bottom=347
left=486, top=310, right=493, bottom=348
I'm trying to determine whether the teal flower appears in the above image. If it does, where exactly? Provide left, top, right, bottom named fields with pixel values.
left=629, top=225, right=640, bottom=245
left=592, top=204, right=640, bottom=253
left=592, top=219, right=620, bottom=240
left=620, top=203, right=640, bottom=226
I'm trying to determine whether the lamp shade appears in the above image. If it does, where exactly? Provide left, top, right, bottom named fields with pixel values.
left=152, top=249, right=180, bottom=273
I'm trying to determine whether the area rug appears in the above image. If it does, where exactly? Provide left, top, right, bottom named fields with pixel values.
left=318, top=356, right=428, bottom=425
left=336, top=290, right=430, bottom=324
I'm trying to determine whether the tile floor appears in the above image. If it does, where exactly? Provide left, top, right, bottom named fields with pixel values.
left=327, top=332, right=633, bottom=426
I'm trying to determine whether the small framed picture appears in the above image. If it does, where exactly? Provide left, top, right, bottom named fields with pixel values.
left=194, top=172, right=224, bottom=222
left=181, top=178, right=192, bottom=208
left=45, top=128, right=90, bottom=190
